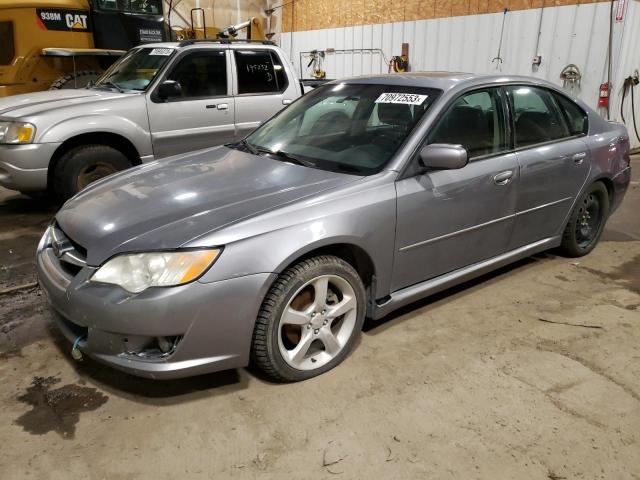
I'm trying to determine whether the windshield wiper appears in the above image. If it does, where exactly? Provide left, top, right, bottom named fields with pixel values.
left=257, top=147, right=315, bottom=168
left=225, top=139, right=259, bottom=155
left=97, top=81, right=124, bottom=93
left=240, top=139, right=259, bottom=155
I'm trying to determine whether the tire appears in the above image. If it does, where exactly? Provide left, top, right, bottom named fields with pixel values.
left=52, top=144, right=132, bottom=201
left=251, top=255, right=366, bottom=382
left=49, top=70, right=102, bottom=90
left=559, top=181, right=610, bottom=257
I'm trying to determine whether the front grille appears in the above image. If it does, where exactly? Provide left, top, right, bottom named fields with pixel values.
left=51, top=223, right=88, bottom=276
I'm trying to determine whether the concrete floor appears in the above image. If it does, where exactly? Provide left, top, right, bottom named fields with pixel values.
left=0, top=157, right=638, bottom=479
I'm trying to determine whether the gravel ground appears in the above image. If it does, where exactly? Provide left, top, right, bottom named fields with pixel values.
left=0, top=157, right=638, bottom=480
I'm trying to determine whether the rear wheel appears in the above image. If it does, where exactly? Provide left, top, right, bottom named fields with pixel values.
left=251, top=255, right=366, bottom=382
left=52, top=144, right=132, bottom=201
left=559, top=182, right=610, bottom=257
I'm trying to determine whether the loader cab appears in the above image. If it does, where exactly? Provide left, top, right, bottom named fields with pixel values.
left=90, top=0, right=168, bottom=50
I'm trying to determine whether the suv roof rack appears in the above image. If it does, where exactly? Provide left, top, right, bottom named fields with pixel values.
left=178, top=39, right=275, bottom=47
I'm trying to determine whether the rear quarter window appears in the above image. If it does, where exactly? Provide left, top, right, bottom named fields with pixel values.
left=553, top=92, right=588, bottom=136
left=0, top=22, right=15, bottom=65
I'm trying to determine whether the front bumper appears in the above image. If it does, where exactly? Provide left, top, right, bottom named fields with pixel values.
left=36, top=228, right=276, bottom=379
left=0, top=143, right=61, bottom=192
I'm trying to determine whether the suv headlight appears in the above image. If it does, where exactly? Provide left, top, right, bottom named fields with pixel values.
left=0, top=121, right=36, bottom=144
left=90, top=249, right=221, bottom=293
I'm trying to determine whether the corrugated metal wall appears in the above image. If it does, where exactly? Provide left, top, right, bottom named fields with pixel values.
left=279, top=1, right=640, bottom=147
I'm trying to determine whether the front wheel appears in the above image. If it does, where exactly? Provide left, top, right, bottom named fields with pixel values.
left=251, top=255, right=366, bottom=382
left=559, top=182, right=610, bottom=257
left=53, top=144, right=132, bottom=201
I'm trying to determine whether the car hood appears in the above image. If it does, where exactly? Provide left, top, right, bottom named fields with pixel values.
left=56, top=147, right=361, bottom=266
left=0, top=88, right=130, bottom=119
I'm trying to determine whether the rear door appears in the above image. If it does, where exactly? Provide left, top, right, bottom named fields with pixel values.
left=507, top=86, right=591, bottom=248
left=232, top=48, right=298, bottom=139
left=146, top=48, right=235, bottom=158
left=392, top=87, right=519, bottom=291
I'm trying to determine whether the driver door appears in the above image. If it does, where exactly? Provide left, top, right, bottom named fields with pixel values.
left=147, top=49, right=235, bottom=159
left=392, top=87, right=519, bottom=291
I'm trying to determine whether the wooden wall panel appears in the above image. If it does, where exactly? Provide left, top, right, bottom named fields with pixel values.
left=281, top=0, right=614, bottom=32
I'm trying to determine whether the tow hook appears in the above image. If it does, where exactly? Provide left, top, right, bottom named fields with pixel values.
left=71, top=335, right=85, bottom=361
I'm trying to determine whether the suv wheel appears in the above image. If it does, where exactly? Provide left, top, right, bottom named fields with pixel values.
left=53, top=144, right=132, bottom=201
left=252, top=255, right=366, bottom=382
left=560, top=181, right=610, bottom=257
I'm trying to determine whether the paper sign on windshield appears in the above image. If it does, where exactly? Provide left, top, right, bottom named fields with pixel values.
left=149, top=48, right=173, bottom=56
left=375, top=93, right=428, bottom=105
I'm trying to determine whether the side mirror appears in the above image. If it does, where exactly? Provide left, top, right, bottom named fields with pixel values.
left=419, top=144, right=468, bottom=170
left=157, top=80, right=182, bottom=101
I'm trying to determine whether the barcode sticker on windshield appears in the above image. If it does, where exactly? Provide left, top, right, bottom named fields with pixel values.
left=149, top=48, right=173, bottom=56
left=375, top=93, right=428, bottom=105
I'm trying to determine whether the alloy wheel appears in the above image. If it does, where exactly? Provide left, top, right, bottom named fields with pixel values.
left=277, top=274, right=358, bottom=371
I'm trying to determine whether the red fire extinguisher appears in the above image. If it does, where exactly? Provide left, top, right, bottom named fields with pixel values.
left=598, top=82, right=610, bottom=108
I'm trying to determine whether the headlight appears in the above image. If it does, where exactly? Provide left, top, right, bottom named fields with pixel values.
left=0, top=121, right=36, bottom=144
left=90, top=249, right=221, bottom=293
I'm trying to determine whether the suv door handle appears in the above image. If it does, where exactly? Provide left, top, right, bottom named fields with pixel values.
left=493, top=170, right=513, bottom=186
left=282, top=99, right=292, bottom=105
left=216, top=103, right=229, bottom=111
left=572, top=152, right=587, bottom=165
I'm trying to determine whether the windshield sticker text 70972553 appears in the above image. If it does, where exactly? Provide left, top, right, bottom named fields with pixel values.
left=374, top=93, right=428, bottom=105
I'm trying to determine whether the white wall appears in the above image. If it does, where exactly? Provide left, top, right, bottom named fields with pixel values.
left=280, top=1, right=640, bottom=148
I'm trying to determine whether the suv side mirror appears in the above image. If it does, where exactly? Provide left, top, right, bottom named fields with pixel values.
left=419, top=144, right=468, bottom=170
left=157, top=80, right=182, bottom=101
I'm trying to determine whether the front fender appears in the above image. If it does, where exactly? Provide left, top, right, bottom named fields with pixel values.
left=38, top=114, right=153, bottom=158
left=193, top=176, right=398, bottom=300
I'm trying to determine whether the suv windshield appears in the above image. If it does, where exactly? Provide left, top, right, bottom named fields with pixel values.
left=93, top=47, right=175, bottom=91
left=244, top=83, right=439, bottom=174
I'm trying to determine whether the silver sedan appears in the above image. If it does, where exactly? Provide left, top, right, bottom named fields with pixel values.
left=37, top=73, right=631, bottom=381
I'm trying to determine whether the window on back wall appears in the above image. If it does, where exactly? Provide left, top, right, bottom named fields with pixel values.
left=0, top=22, right=15, bottom=66
left=234, top=50, right=288, bottom=95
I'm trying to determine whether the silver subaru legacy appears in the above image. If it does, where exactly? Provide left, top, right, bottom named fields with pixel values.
left=37, top=73, right=631, bottom=381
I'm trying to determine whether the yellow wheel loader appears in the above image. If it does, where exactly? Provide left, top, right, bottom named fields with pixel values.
left=0, top=0, right=168, bottom=97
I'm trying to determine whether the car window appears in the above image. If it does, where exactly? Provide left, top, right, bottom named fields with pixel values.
left=244, top=83, right=440, bottom=175
left=427, top=88, right=507, bottom=158
left=296, top=95, right=358, bottom=135
left=94, top=47, right=175, bottom=91
left=553, top=92, right=588, bottom=136
left=510, top=86, right=570, bottom=148
left=234, top=50, right=285, bottom=94
left=166, top=50, right=227, bottom=99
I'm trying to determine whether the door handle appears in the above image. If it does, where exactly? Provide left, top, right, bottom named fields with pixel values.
left=282, top=99, right=292, bottom=105
left=216, top=103, right=229, bottom=111
left=493, top=170, right=513, bottom=186
left=572, top=152, right=587, bottom=165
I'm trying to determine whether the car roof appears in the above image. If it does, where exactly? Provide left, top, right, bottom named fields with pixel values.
left=333, top=72, right=562, bottom=93
left=136, top=41, right=277, bottom=50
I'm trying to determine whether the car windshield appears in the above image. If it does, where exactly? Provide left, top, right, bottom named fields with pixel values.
left=243, top=83, right=440, bottom=175
left=93, top=47, right=175, bottom=91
